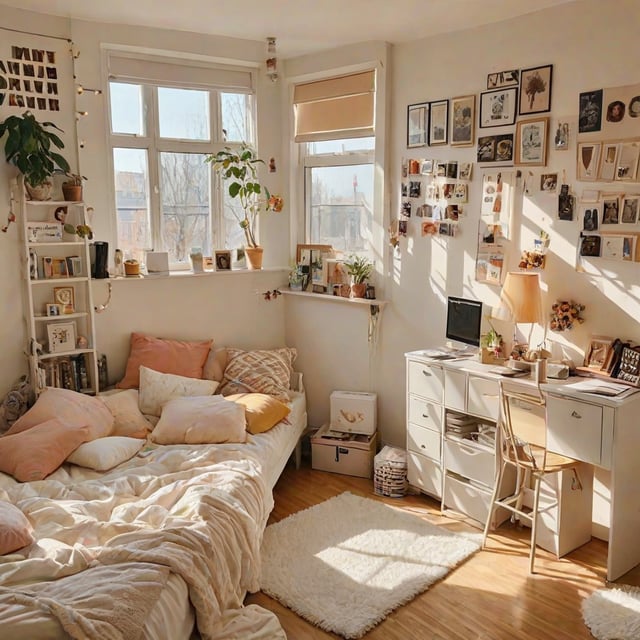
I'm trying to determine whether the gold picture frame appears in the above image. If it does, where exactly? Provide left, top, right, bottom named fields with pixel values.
left=53, top=286, right=75, bottom=314
left=515, top=116, right=549, bottom=167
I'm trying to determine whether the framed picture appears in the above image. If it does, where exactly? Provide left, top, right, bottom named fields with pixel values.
left=45, top=302, right=61, bottom=317
left=553, top=121, right=569, bottom=150
left=580, top=204, right=599, bottom=231
left=487, top=69, right=519, bottom=89
left=621, top=195, right=639, bottom=224
left=479, top=88, right=517, bottom=128
left=515, top=117, right=549, bottom=166
left=407, top=102, right=428, bottom=148
left=214, top=250, right=232, bottom=271
left=577, top=142, right=601, bottom=181
left=450, top=95, right=475, bottom=146
left=51, top=257, right=69, bottom=278
left=53, top=286, right=75, bottom=314
left=615, top=141, right=640, bottom=182
left=477, top=134, right=514, bottom=164
left=602, top=197, right=620, bottom=224
left=519, top=64, right=553, bottom=115
left=578, top=89, right=603, bottom=133
left=598, top=142, right=619, bottom=181
left=428, top=99, right=448, bottom=146
left=47, top=321, right=76, bottom=354
left=580, top=234, right=601, bottom=257
left=585, top=336, right=614, bottom=370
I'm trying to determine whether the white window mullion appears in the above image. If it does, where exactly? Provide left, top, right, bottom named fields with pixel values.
left=146, top=86, right=162, bottom=252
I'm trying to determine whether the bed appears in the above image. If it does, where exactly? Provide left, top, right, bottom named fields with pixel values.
left=0, top=341, right=307, bottom=640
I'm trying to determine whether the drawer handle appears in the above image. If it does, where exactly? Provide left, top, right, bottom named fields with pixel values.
left=420, top=444, right=426, bottom=449
left=482, top=393, right=499, bottom=399
left=422, top=370, right=432, bottom=377
left=421, top=413, right=430, bottom=419
left=571, top=410, right=582, bottom=419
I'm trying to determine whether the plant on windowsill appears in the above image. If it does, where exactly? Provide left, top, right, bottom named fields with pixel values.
left=344, top=255, right=374, bottom=298
left=62, top=173, right=87, bottom=202
left=205, top=143, right=283, bottom=270
left=0, top=111, right=71, bottom=202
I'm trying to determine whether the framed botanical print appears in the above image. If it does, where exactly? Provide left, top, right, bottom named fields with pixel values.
left=450, top=95, right=475, bottom=146
left=577, top=142, right=602, bottom=181
left=519, top=64, right=553, bottom=115
left=429, top=99, right=448, bottom=146
left=407, top=102, right=428, bottom=148
left=515, top=117, right=549, bottom=166
left=479, top=88, right=517, bottom=127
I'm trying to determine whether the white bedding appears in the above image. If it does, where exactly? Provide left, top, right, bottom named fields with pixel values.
left=0, top=391, right=306, bottom=640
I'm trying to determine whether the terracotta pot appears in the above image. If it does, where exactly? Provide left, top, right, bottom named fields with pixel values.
left=124, top=260, right=140, bottom=276
left=339, top=284, right=351, bottom=298
left=245, top=246, right=264, bottom=270
left=25, top=180, right=53, bottom=201
left=62, top=184, right=83, bottom=202
left=351, top=283, right=367, bottom=298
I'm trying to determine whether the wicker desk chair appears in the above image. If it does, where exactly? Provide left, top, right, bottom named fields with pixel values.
left=482, top=379, right=583, bottom=573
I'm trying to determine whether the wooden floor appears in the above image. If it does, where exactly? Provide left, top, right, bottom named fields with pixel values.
left=245, top=458, right=640, bottom=640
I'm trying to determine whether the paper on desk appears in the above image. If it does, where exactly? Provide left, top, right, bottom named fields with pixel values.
left=567, top=379, right=637, bottom=396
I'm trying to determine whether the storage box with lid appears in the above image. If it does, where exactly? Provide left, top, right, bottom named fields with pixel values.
left=311, top=424, right=377, bottom=478
left=330, top=390, right=377, bottom=435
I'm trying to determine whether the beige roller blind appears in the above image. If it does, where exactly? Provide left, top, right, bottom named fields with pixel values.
left=108, top=52, right=253, bottom=92
left=294, top=70, right=375, bottom=142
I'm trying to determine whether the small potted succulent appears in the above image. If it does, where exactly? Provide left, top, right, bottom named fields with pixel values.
left=344, top=255, right=374, bottom=298
left=62, top=173, right=86, bottom=202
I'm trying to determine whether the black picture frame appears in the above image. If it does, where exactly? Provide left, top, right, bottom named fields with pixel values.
left=428, top=99, right=448, bottom=146
left=578, top=89, right=603, bottom=133
left=407, top=102, right=428, bottom=148
left=479, top=88, right=518, bottom=128
left=519, top=64, right=553, bottom=115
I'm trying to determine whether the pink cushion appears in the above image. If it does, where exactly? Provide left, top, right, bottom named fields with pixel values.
left=116, top=333, right=213, bottom=390
left=0, top=419, right=90, bottom=482
left=7, top=388, right=114, bottom=441
left=0, top=501, right=34, bottom=555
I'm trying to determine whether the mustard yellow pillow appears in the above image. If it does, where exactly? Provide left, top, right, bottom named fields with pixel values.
left=227, top=393, right=291, bottom=434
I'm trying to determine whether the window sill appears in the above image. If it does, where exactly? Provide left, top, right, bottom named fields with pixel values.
left=106, top=267, right=289, bottom=281
left=279, top=289, right=388, bottom=308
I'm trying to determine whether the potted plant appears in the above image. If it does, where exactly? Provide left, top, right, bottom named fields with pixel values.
left=288, top=265, right=306, bottom=291
left=62, top=173, right=86, bottom=202
left=344, top=255, right=374, bottom=298
left=0, top=111, right=71, bottom=200
left=205, top=143, right=283, bottom=269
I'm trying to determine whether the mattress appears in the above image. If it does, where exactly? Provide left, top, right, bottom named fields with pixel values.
left=0, top=392, right=306, bottom=640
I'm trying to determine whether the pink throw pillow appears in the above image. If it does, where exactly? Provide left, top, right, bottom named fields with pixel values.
left=7, top=387, right=114, bottom=441
left=0, top=501, right=34, bottom=554
left=116, top=333, right=213, bottom=390
left=0, top=419, right=90, bottom=482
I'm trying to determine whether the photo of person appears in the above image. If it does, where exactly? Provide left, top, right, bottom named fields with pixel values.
left=578, top=89, right=603, bottom=133
left=215, top=251, right=231, bottom=270
left=621, top=197, right=638, bottom=224
left=606, top=100, right=625, bottom=123
left=583, top=209, right=596, bottom=231
left=602, top=199, right=620, bottom=224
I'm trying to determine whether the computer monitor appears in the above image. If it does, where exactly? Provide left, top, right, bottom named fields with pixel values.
left=446, top=296, right=483, bottom=350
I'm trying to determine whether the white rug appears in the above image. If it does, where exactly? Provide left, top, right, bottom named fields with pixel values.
left=582, top=586, right=640, bottom=640
left=260, top=491, right=481, bottom=639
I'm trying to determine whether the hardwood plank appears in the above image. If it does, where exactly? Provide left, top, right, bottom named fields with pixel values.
left=245, top=460, right=640, bottom=639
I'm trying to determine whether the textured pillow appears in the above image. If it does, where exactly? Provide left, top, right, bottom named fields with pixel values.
left=138, top=366, right=218, bottom=417
left=219, top=347, right=297, bottom=401
left=0, top=419, right=90, bottom=482
left=202, top=347, right=229, bottom=383
left=150, top=396, right=246, bottom=445
left=67, top=436, right=145, bottom=471
left=99, top=390, right=153, bottom=438
left=227, top=393, right=291, bottom=434
left=116, top=333, right=213, bottom=390
left=0, top=501, right=34, bottom=555
left=7, top=387, right=114, bottom=441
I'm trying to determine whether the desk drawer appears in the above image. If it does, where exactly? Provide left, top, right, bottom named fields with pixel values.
left=443, top=473, right=492, bottom=525
left=408, top=361, right=444, bottom=402
left=468, top=377, right=500, bottom=421
left=546, top=396, right=603, bottom=466
left=408, top=422, right=441, bottom=462
left=408, top=395, right=443, bottom=432
left=444, top=438, right=495, bottom=488
left=407, top=451, right=442, bottom=498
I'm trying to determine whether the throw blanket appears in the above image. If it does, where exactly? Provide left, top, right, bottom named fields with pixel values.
left=0, top=443, right=284, bottom=639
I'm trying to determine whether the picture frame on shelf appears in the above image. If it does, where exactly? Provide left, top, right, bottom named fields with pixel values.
left=45, top=302, right=61, bottom=317
left=479, top=88, right=518, bottom=128
left=51, top=257, right=69, bottom=278
left=598, top=142, right=619, bottom=181
left=214, top=250, right=232, bottom=271
left=487, top=69, right=519, bottom=89
left=615, top=141, right=640, bottom=182
left=407, top=102, right=428, bottom=148
left=515, top=117, right=549, bottom=166
left=295, top=243, right=333, bottom=264
left=450, top=95, right=475, bottom=146
left=47, top=321, right=76, bottom=354
left=428, top=99, right=448, bottom=146
left=585, top=336, right=614, bottom=370
left=53, top=286, right=75, bottom=314
left=577, top=142, right=602, bottom=181
left=519, top=64, right=553, bottom=115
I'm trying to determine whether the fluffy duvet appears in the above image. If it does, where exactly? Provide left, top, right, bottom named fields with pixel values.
left=0, top=443, right=284, bottom=639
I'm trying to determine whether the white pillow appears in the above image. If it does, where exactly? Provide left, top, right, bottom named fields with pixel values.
left=138, top=366, right=218, bottom=417
left=150, top=396, right=246, bottom=445
left=66, top=436, right=145, bottom=471
left=99, top=389, right=153, bottom=438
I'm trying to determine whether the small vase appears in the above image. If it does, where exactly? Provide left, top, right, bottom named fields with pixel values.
left=245, top=246, right=264, bottom=270
left=351, top=283, right=367, bottom=298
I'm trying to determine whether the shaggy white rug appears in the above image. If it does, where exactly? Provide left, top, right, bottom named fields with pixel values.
left=260, top=491, right=481, bottom=639
left=582, top=586, right=640, bottom=640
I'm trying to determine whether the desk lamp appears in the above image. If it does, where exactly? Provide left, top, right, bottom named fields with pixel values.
left=495, top=271, right=543, bottom=355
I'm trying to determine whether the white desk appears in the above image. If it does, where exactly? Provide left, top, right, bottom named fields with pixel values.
left=405, top=350, right=640, bottom=581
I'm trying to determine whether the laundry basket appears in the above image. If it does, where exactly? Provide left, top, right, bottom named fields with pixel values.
left=373, top=445, right=408, bottom=498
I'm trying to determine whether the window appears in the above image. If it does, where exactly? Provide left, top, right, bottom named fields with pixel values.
left=294, top=71, right=376, bottom=256
left=107, top=54, right=255, bottom=268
